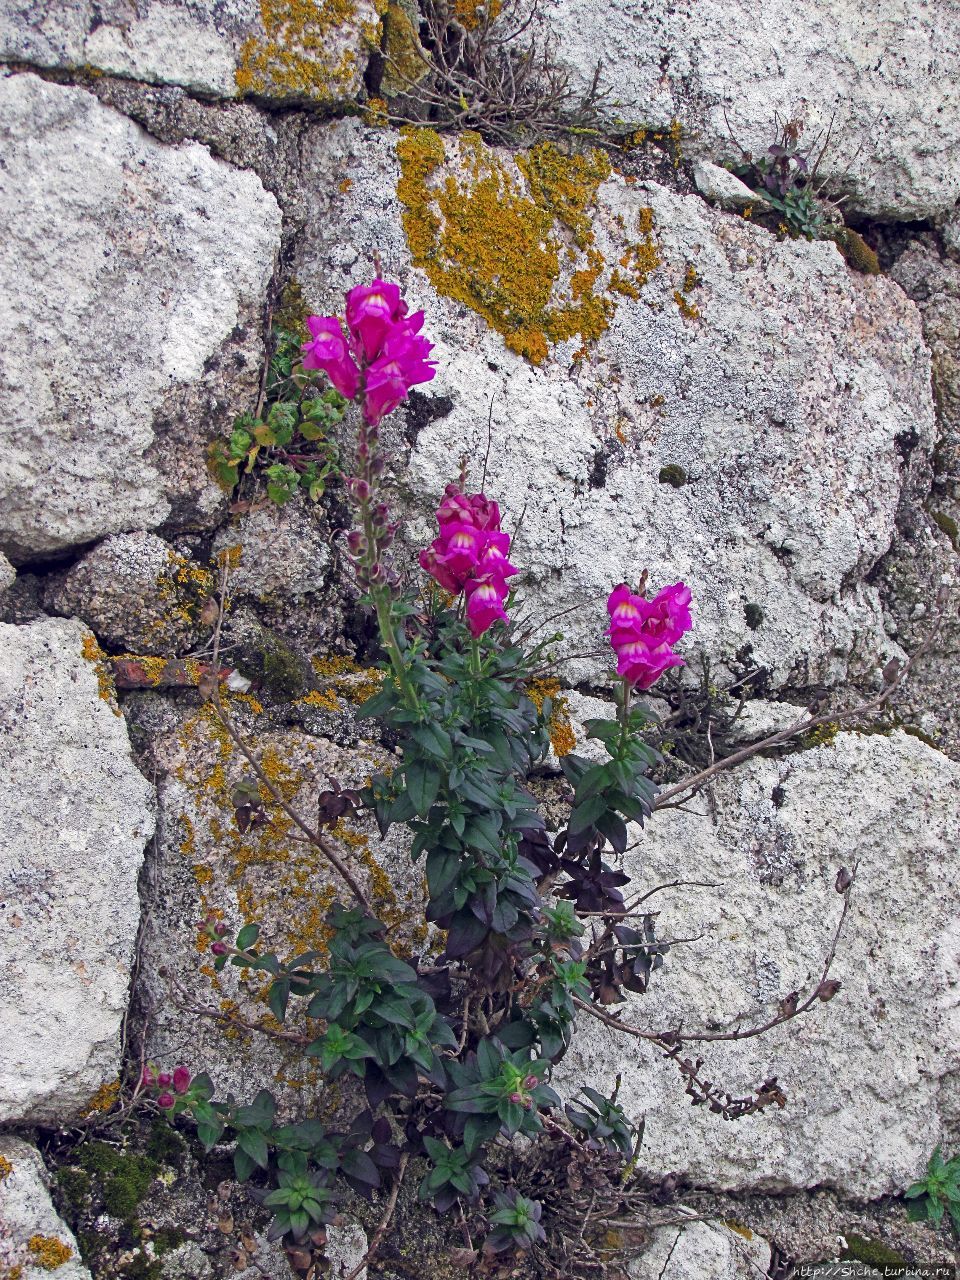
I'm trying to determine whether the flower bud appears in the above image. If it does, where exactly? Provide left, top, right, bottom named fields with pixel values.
left=157, top=1091, right=175, bottom=1110
left=369, top=563, right=385, bottom=583
left=346, top=530, right=365, bottom=554
left=213, top=922, right=229, bottom=938
left=351, top=478, right=370, bottom=501
left=524, top=1075, right=538, bottom=1089
left=157, top=1072, right=172, bottom=1088
left=211, top=941, right=228, bottom=956
left=173, top=1066, right=192, bottom=1094
left=509, top=1092, right=523, bottom=1105
left=141, top=1066, right=157, bottom=1089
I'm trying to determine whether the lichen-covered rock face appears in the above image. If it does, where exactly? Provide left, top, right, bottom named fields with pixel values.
left=0, top=73, right=280, bottom=562
left=212, top=500, right=350, bottom=653
left=44, top=533, right=215, bottom=656
left=296, top=119, right=931, bottom=692
left=537, top=0, right=960, bottom=220
left=0, top=618, right=155, bottom=1124
left=130, top=693, right=427, bottom=1106
left=554, top=730, right=960, bottom=1198
left=0, top=0, right=383, bottom=103
left=0, top=1138, right=92, bottom=1280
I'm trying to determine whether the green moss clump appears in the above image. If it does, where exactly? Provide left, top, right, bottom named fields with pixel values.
left=235, top=622, right=316, bottom=700
left=658, top=464, right=687, bottom=488
left=842, top=1233, right=907, bottom=1268
left=833, top=227, right=881, bottom=275
left=77, top=1143, right=159, bottom=1222
left=931, top=509, right=959, bottom=548
left=743, top=602, right=764, bottom=630
left=55, top=1166, right=92, bottom=1213
left=144, top=1120, right=185, bottom=1167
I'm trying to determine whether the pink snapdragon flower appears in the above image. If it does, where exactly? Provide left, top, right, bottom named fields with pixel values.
left=301, top=315, right=361, bottom=398
left=419, top=484, right=518, bottom=636
left=606, top=580, right=692, bottom=690
left=302, top=278, right=437, bottom=426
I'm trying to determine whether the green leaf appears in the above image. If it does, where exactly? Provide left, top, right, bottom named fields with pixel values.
left=237, top=1128, right=270, bottom=1170
left=568, top=792, right=608, bottom=835
left=406, top=760, right=441, bottom=818
left=412, top=722, right=453, bottom=761
left=236, top=923, right=260, bottom=951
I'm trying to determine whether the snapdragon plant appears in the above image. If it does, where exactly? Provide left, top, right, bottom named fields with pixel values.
left=143, top=280, right=833, bottom=1277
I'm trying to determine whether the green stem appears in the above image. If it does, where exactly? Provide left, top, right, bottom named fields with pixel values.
left=361, top=496, right=418, bottom=710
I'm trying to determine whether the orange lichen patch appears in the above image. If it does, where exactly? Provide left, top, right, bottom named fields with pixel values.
left=396, top=129, right=659, bottom=365
left=79, top=1079, right=121, bottom=1118
left=80, top=632, right=121, bottom=715
left=300, top=688, right=342, bottom=712
left=236, top=0, right=385, bottom=101
left=311, top=654, right=384, bottom=704
left=526, top=678, right=575, bottom=757
left=338, top=177, right=353, bottom=193
left=364, top=96, right=389, bottom=126
left=26, top=1237, right=73, bottom=1270
left=451, top=0, right=502, bottom=28
left=0, top=1154, right=12, bottom=1181
left=673, top=290, right=700, bottom=319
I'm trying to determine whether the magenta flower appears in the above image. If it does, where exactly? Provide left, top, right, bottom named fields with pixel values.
left=172, top=1066, right=192, bottom=1095
left=362, top=323, right=437, bottom=425
left=301, top=315, right=360, bottom=399
left=345, top=279, right=405, bottom=361
left=420, top=486, right=518, bottom=637
left=157, top=1071, right=173, bottom=1088
left=465, top=578, right=510, bottom=637
left=303, top=281, right=436, bottom=425
left=606, top=580, right=692, bottom=690
left=140, top=1066, right=156, bottom=1089
left=156, top=1091, right=175, bottom=1110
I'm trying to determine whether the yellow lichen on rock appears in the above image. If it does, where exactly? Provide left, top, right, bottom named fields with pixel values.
left=26, top=1236, right=73, bottom=1270
left=236, top=0, right=386, bottom=101
left=527, top=678, right=575, bottom=757
left=80, top=631, right=121, bottom=715
left=450, top=0, right=502, bottom=29
left=396, top=129, right=659, bottom=364
left=79, top=1078, right=121, bottom=1118
left=0, top=1154, right=12, bottom=1181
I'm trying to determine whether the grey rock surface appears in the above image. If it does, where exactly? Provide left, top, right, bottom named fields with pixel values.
left=0, top=72, right=280, bottom=560
left=45, top=532, right=215, bottom=655
left=0, top=1138, right=92, bottom=1280
left=0, top=0, right=382, bottom=102
left=629, top=1218, right=770, bottom=1279
left=554, top=729, right=960, bottom=1197
left=691, top=159, right=769, bottom=212
left=538, top=0, right=960, bottom=219
left=0, top=618, right=155, bottom=1123
left=297, top=119, right=931, bottom=693
left=0, top=553, right=14, bottom=595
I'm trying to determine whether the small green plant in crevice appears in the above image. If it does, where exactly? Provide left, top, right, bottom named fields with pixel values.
left=209, top=322, right=345, bottom=506
left=727, top=114, right=879, bottom=273
left=905, top=1146, right=960, bottom=1235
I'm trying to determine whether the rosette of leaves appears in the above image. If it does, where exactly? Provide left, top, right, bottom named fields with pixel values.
left=443, top=1038, right=559, bottom=1154
left=905, top=1147, right=960, bottom=1234
left=486, top=1189, right=546, bottom=1253
left=210, top=325, right=345, bottom=504
left=418, top=1136, right=489, bottom=1212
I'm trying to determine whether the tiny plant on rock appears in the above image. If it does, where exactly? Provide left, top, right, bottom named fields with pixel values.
left=147, top=279, right=853, bottom=1278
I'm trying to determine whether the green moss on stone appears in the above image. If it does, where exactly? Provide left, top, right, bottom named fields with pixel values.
left=658, top=464, right=687, bottom=487
left=77, top=1143, right=158, bottom=1222
left=842, top=1233, right=907, bottom=1268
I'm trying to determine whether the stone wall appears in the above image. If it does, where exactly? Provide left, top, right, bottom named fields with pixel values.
left=1, top=3, right=958, bottom=1276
